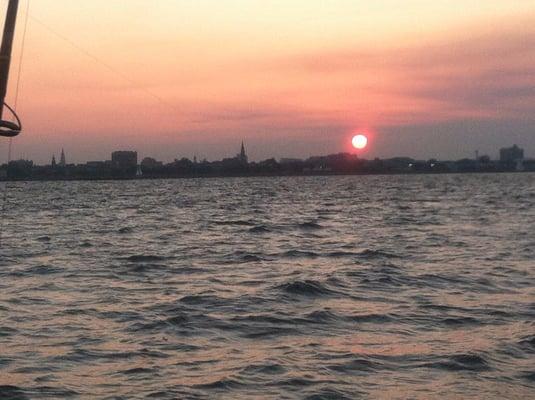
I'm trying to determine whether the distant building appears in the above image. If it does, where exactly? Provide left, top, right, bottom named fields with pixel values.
left=522, top=159, right=535, bottom=172
left=478, top=155, right=491, bottom=164
left=237, top=141, right=248, bottom=164
left=51, top=154, right=56, bottom=167
left=500, top=145, right=524, bottom=163
left=7, top=159, right=33, bottom=179
left=60, top=148, right=66, bottom=167
left=280, top=158, right=302, bottom=164
left=112, top=151, right=138, bottom=169
left=140, top=157, right=163, bottom=170
left=140, top=157, right=163, bottom=175
left=86, top=161, right=106, bottom=168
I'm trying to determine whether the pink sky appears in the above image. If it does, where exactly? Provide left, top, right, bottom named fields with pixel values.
left=3, top=1, right=535, bottom=164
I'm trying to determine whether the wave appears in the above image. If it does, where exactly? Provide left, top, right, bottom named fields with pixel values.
left=213, top=220, right=254, bottom=226
left=326, top=251, right=360, bottom=258
left=124, top=263, right=170, bottom=274
left=440, top=316, right=481, bottom=327
left=222, top=251, right=268, bottom=263
left=304, top=389, right=353, bottom=400
left=520, top=371, right=535, bottom=382
left=277, top=280, right=335, bottom=297
left=179, top=294, right=225, bottom=306
left=280, top=250, right=319, bottom=258
left=305, top=310, right=341, bottom=324
left=230, top=314, right=293, bottom=325
left=328, top=358, right=378, bottom=373
left=350, top=313, right=394, bottom=323
left=356, top=249, right=401, bottom=259
left=125, top=255, right=166, bottom=262
left=242, top=326, right=298, bottom=339
left=0, top=386, right=29, bottom=400
left=55, top=348, right=170, bottom=363
left=195, top=378, right=244, bottom=390
left=241, top=363, right=286, bottom=376
left=249, top=225, right=271, bottom=233
left=25, top=264, right=63, bottom=275
left=517, top=336, right=535, bottom=353
left=297, top=222, right=324, bottom=230
left=0, top=326, right=18, bottom=338
left=119, top=367, right=157, bottom=375
left=421, top=354, right=491, bottom=372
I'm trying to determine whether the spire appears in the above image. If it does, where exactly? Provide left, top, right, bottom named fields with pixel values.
left=51, top=154, right=56, bottom=167
left=239, top=141, right=248, bottom=164
left=60, top=148, right=66, bottom=166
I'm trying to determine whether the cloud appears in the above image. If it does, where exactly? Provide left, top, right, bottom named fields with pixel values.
left=278, top=22, right=535, bottom=125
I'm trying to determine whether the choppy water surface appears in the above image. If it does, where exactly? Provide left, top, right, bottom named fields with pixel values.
left=0, top=174, right=534, bottom=399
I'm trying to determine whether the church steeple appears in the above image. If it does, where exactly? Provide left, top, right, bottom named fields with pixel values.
left=51, top=154, right=56, bottom=167
left=239, top=141, right=248, bottom=164
left=60, top=148, right=66, bottom=167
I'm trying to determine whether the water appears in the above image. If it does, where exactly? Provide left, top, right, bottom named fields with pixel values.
left=0, top=174, right=534, bottom=399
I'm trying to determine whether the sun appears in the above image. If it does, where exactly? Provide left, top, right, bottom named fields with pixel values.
left=352, top=134, right=368, bottom=150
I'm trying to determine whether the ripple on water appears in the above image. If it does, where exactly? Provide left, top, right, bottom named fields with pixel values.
left=280, top=250, right=319, bottom=258
left=297, top=222, right=324, bottom=230
left=2, top=175, right=534, bottom=399
left=248, top=225, right=272, bottom=234
left=124, top=255, right=167, bottom=262
left=25, top=264, right=64, bottom=275
left=304, top=389, right=357, bottom=400
left=0, top=386, right=29, bottom=400
left=276, top=280, right=336, bottom=297
left=0, top=326, right=19, bottom=338
left=241, top=363, right=287, bottom=376
left=327, top=358, right=378, bottom=374
left=420, top=354, right=492, bottom=372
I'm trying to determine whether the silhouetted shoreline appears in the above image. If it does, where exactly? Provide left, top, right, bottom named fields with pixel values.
left=2, top=144, right=532, bottom=182
left=2, top=169, right=535, bottom=183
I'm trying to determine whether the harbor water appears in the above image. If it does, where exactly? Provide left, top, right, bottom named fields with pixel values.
left=0, top=174, right=534, bottom=399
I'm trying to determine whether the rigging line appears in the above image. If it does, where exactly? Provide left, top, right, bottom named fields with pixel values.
left=14, top=0, right=30, bottom=110
left=1, top=0, right=30, bottom=247
left=28, top=14, right=180, bottom=113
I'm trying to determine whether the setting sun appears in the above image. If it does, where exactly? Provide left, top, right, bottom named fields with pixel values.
left=352, top=134, right=368, bottom=150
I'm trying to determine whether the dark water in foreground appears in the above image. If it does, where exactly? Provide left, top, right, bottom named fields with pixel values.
left=0, top=174, right=534, bottom=399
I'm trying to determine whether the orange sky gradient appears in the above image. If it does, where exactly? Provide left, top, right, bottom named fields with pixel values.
left=3, top=0, right=535, bottom=163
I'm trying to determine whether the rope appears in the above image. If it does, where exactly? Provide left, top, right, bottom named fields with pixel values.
left=1, top=0, right=31, bottom=247
left=14, top=0, right=30, bottom=110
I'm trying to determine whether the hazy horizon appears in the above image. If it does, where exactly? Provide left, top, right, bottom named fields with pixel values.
left=2, top=0, right=535, bottom=164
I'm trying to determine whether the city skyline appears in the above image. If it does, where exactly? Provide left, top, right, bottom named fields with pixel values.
left=3, top=141, right=532, bottom=182
left=2, top=1, right=535, bottom=163
left=24, top=141, right=535, bottom=167
left=7, top=140, right=531, bottom=170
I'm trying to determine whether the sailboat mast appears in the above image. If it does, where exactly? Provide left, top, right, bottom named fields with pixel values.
left=0, top=0, right=19, bottom=121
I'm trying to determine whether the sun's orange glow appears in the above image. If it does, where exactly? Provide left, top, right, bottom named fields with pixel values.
left=352, top=134, right=368, bottom=150
left=3, top=1, right=535, bottom=163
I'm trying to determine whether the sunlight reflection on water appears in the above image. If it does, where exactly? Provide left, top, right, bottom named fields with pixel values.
left=0, top=174, right=534, bottom=399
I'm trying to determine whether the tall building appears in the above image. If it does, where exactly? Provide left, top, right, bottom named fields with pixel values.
left=60, top=148, right=66, bottom=167
left=500, top=145, right=524, bottom=163
left=112, top=151, right=138, bottom=171
left=51, top=154, right=56, bottom=167
left=237, top=141, right=248, bottom=164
